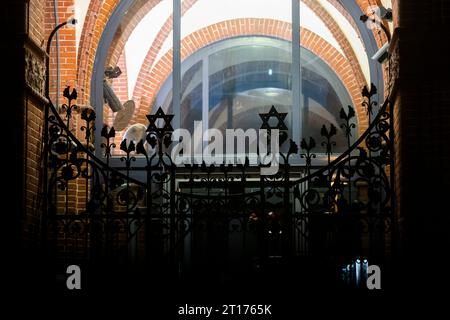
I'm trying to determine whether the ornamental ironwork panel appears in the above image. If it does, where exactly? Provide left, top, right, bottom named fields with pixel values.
left=43, top=83, right=395, bottom=286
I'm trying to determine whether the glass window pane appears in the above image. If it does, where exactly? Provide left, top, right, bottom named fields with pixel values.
left=181, top=0, right=293, bottom=154
left=208, top=37, right=292, bottom=153
left=301, top=47, right=354, bottom=152
left=103, top=0, right=173, bottom=154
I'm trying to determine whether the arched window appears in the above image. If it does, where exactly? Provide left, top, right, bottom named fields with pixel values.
left=155, top=36, right=354, bottom=153
left=91, top=0, right=384, bottom=159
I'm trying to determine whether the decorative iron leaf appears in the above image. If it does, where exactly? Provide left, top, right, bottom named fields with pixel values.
left=101, top=125, right=108, bottom=139
left=340, top=105, right=356, bottom=121
left=340, top=107, right=347, bottom=121
left=347, top=105, right=356, bottom=120
left=370, top=83, right=377, bottom=96
left=63, top=86, right=77, bottom=101
left=63, top=86, right=71, bottom=100
left=309, top=137, right=316, bottom=150
left=300, top=138, right=308, bottom=151
left=135, top=140, right=147, bottom=156
left=120, top=139, right=135, bottom=154
left=288, top=139, right=298, bottom=155
left=362, top=84, right=377, bottom=98
left=321, top=124, right=337, bottom=139
left=147, top=134, right=157, bottom=149
left=81, top=108, right=96, bottom=122
left=321, top=124, right=328, bottom=138
left=163, top=135, right=172, bottom=148
left=201, top=161, right=207, bottom=172
left=127, top=140, right=136, bottom=153
left=109, top=127, right=116, bottom=139
left=301, top=137, right=316, bottom=152
left=329, top=124, right=337, bottom=137
left=362, top=85, right=370, bottom=98
left=70, top=88, right=78, bottom=101
left=101, top=125, right=115, bottom=139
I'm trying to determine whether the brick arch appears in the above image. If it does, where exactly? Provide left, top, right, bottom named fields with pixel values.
left=320, top=0, right=390, bottom=98
left=355, top=0, right=389, bottom=47
left=102, top=0, right=199, bottom=129
left=77, top=0, right=380, bottom=107
left=326, top=0, right=363, bottom=39
left=352, top=0, right=391, bottom=96
left=303, top=0, right=367, bottom=92
left=106, top=0, right=372, bottom=81
left=105, top=0, right=162, bottom=70
left=133, top=19, right=368, bottom=137
left=114, top=0, right=368, bottom=104
left=76, top=0, right=198, bottom=104
left=106, top=0, right=198, bottom=71
left=77, top=0, right=120, bottom=104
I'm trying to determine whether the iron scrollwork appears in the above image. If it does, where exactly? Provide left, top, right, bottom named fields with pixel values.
left=44, top=82, right=394, bottom=284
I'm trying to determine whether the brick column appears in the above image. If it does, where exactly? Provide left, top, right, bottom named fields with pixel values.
left=392, top=0, right=450, bottom=290
left=4, top=0, right=50, bottom=293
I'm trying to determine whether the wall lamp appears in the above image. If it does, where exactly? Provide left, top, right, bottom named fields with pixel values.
left=45, top=18, right=78, bottom=100
left=360, top=6, right=392, bottom=64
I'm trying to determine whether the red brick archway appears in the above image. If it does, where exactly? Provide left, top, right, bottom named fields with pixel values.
left=302, top=0, right=367, bottom=89
left=77, top=0, right=120, bottom=103
left=105, top=0, right=164, bottom=67
left=77, top=0, right=385, bottom=105
left=107, top=0, right=198, bottom=74
left=108, top=0, right=367, bottom=100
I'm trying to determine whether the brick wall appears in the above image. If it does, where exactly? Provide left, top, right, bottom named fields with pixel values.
left=20, top=0, right=82, bottom=246
left=45, top=0, right=77, bottom=102
left=106, top=0, right=163, bottom=71
left=77, top=0, right=120, bottom=104
left=44, top=0, right=90, bottom=214
left=391, top=0, right=450, bottom=289
left=29, top=0, right=46, bottom=44
left=8, top=0, right=45, bottom=252
left=23, top=95, right=44, bottom=247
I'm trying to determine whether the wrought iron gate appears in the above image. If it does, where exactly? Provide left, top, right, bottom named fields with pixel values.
left=43, top=84, right=395, bottom=288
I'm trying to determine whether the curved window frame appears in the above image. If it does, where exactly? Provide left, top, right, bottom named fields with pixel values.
left=90, top=0, right=384, bottom=170
left=155, top=36, right=356, bottom=159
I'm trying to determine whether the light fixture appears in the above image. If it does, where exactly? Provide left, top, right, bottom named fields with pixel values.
left=66, top=18, right=77, bottom=27
left=372, top=42, right=390, bottom=64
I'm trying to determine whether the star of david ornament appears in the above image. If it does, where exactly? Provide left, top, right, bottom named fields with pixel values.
left=259, top=105, right=289, bottom=146
left=259, top=105, right=288, bottom=132
left=146, top=107, right=174, bottom=137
